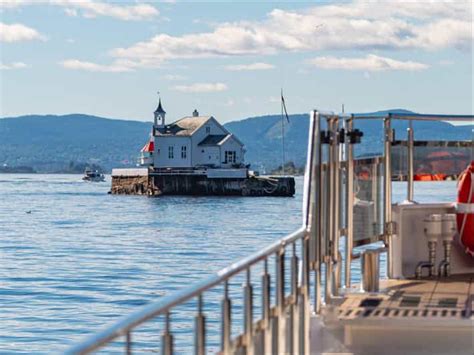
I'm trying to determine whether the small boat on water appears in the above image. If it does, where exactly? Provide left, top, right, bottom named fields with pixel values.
left=82, top=169, right=105, bottom=182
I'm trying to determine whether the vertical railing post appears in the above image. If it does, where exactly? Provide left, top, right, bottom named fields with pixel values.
left=194, top=295, right=206, bottom=355
left=305, top=110, right=322, bottom=314
left=126, top=331, right=132, bottom=355
left=384, top=115, right=394, bottom=278
left=316, top=159, right=325, bottom=312
left=261, top=258, right=272, bottom=354
left=275, top=248, right=286, bottom=354
left=299, top=236, right=310, bottom=355
left=332, top=116, right=341, bottom=295
left=407, top=121, right=415, bottom=202
left=345, top=116, right=354, bottom=288
left=325, top=117, right=336, bottom=300
left=306, top=110, right=321, bottom=264
left=221, top=281, right=231, bottom=355
left=290, top=243, right=299, bottom=354
left=243, top=269, right=254, bottom=355
left=161, top=312, right=173, bottom=355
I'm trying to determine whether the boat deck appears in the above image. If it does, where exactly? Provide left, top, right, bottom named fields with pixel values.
left=337, top=274, right=474, bottom=321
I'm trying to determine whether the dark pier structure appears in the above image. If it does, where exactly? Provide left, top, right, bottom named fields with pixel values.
left=110, top=168, right=295, bottom=197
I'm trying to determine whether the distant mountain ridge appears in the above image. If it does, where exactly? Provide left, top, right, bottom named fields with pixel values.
left=0, top=110, right=471, bottom=173
left=0, top=114, right=151, bottom=172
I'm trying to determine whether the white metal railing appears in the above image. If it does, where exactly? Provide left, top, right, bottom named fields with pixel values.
left=66, top=111, right=473, bottom=355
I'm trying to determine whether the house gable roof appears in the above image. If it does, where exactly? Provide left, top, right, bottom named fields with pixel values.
left=198, top=134, right=228, bottom=146
left=156, top=116, right=211, bottom=136
left=154, top=116, right=244, bottom=150
left=218, top=133, right=244, bottom=147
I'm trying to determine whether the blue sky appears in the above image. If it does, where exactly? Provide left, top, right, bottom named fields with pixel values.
left=1, top=1, right=472, bottom=123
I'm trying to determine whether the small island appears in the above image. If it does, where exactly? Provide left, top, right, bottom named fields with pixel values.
left=110, top=98, right=295, bottom=197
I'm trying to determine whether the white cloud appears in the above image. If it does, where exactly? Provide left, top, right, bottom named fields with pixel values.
left=308, top=54, right=429, bottom=71
left=0, top=0, right=33, bottom=9
left=60, top=57, right=163, bottom=72
left=109, top=2, right=471, bottom=67
left=56, top=1, right=159, bottom=21
left=172, top=83, right=228, bottom=93
left=60, top=59, right=133, bottom=72
left=0, top=61, right=29, bottom=70
left=439, top=59, right=454, bottom=66
left=163, top=74, right=186, bottom=81
left=63, top=8, right=78, bottom=17
left=1, top=1, right=159, bottom=21
left=224, top=62, right=275, bottom=71
left=0, top=22, right=44, bottom=42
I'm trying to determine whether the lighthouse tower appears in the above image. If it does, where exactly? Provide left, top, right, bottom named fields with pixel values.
left=154, top=97, right=166, bottom=128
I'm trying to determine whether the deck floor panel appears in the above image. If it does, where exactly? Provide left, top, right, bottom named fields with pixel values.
left=337, top=273, right=474, bottom=321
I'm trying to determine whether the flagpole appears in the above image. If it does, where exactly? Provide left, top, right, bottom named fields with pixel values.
left=281, top=89, right=285, bottom=175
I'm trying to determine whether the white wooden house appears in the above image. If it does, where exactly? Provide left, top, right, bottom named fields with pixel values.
left=140, top=98, right=246, bottom=170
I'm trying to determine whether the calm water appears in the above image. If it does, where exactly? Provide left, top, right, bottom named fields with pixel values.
left=0, top=175, right=457, bottom=353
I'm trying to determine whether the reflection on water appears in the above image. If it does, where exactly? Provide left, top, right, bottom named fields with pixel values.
left=0, top=175, right=457, bottom=353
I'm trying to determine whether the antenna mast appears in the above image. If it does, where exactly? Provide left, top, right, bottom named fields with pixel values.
left=281, top=88, right=286, bottom=175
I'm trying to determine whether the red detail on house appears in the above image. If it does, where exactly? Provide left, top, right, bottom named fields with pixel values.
left=141, top=140, right=154, bottom=153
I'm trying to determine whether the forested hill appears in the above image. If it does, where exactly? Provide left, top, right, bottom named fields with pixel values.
left=0, top=114, right=151, bottom=172
left=0, top=111, right=470, bottom=173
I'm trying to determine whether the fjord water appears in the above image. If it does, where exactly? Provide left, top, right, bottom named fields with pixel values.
left=0, top=175, right=457, bottom=353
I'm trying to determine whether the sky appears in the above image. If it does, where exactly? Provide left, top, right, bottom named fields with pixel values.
left=0, top=0, right=472, bottom=123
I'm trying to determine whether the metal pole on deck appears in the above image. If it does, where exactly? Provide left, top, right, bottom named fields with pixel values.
left=344, top=116, right=354, bottom=288
left=307, top=110, right=322, bottom=314
left=407, top=121, right=415, bottom=202
left=384, top=116, right=394, bottom=279
left=325, top=117, right=336, bottom=300
left=332, top=117, right=341, bottom=295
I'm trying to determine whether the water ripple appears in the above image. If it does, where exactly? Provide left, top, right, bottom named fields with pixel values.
left=0, top=174, right=456, bottom=353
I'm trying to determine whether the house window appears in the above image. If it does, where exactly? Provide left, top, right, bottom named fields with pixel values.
left=157, top=149, right=160, bottom=156
left=168, top=146, right=174, bottom=159
left=206, top=126, right=210, bottom=134
left=225, top=151, right=236, bottom=164
left=181, top=146, right=187, bottom=159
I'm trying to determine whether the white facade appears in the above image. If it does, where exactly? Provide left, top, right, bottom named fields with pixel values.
left=151, top=110, right=245, bottom=169
left=155, top=136, right=192, bottom=168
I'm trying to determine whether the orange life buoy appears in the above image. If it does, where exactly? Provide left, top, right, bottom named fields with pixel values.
left=457, top=161, right=474, bottom=257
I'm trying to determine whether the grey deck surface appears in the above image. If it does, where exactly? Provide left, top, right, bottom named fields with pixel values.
left=337, top=273, right=474, bottom=320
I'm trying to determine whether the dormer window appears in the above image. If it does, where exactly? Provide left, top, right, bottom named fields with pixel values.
left=206, top=126, right=210, bottom=134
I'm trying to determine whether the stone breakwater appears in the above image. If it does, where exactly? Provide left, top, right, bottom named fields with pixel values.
left=110, top=169, right=295, bottom=197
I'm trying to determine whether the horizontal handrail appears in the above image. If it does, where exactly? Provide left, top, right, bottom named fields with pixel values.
left=351, top=113, right=474, bottom=121
left=66, top=226, right=306, bottom=355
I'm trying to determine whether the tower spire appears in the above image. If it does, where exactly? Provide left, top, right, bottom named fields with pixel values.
left=154, top=92, right=166, bottom=127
